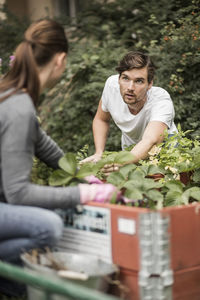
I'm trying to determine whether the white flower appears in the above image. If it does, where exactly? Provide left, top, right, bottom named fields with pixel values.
left=151, top=159, right=159, bottom=165
left=148, top=145, right=161, bottom=156
left=169, top=166, right=178, bottom=174
left=131, top=33, right=137, bottom=39
left=165, top=165, right=178, bottom=174
left=132, top=9, right=139, bottom=15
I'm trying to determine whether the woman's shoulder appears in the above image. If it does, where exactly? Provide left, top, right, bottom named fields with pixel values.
left=1, top=91, right=34, bottom=109
left=0, top=91, right=36, bottom=121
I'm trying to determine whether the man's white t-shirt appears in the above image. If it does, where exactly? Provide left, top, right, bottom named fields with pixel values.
left=101, top=75, right=177, bottom=149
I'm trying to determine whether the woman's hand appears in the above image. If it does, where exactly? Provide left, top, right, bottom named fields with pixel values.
left=79, top=183, right=121, bottom=204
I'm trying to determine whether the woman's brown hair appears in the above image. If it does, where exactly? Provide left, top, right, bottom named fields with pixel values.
left=0, top=19, right=68, bottom=106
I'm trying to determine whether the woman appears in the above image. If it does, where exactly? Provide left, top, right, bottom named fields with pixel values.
left=0, top=19, right=117, bottom=297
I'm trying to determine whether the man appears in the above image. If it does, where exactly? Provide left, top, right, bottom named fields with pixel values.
left=82, top=51, right=177, bottom=175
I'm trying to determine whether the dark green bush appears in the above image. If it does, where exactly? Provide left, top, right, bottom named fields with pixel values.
left=1, top=0, right=199, bottom=156
left=39, top=39, right=123, bottom=154
left=39, top=0, right=199, bottom=155
left=148, top=0, right=200, bottom=137
left=0, top=5, right=29, bottom=73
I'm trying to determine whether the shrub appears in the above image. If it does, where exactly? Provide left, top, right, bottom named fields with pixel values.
left=0, top=5, right=29, bottom=73
left=148, top=0, right=200, bottom=137
left=39, top=0, right=198, bottom=155
left=39, top=39, right=123, bottom=154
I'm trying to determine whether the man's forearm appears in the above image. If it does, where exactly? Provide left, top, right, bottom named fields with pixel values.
left=93, top=118, right=110, bottom=155
left=130, top=121, right=167, bottom=163
left=130, top=139, right=156, bottom=163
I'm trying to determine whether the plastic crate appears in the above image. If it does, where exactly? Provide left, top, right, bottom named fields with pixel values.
left=56, top=202, right=200, bottom=299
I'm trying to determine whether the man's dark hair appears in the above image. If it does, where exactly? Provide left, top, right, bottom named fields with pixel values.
left=116, top=51, right=155, bottom=83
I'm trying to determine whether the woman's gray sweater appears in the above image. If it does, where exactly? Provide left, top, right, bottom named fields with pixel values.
left=0, top=92, right=80, bottom=209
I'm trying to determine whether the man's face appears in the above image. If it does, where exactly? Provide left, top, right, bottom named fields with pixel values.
left=118, top=67, right=152, bottom=108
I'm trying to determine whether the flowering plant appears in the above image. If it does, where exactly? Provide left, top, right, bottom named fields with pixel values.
left=46, top=126, right=200, bottom=209
left=89, top=126, right=200, bottom=209
left=140, top=125, right=200, bottom=183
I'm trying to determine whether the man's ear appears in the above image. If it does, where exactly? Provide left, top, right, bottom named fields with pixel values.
left=148, top=80, right=153, bottom=90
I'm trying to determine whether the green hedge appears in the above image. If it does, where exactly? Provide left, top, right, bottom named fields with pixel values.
left=39, top=0, right=200, bottom=154
left=0, top=1, right=199, bottom=155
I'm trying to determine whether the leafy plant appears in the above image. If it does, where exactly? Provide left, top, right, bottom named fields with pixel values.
left=84, top=128, right=200, bottom=209
left=106, top=164, right=164, bottom=209
left=162, top=181, right=200, bottom=207
left=140, top=126, right=200, bottom=181
left=48, top=153, right=99, bottom=186
left=31, top=158, right=53, bottom=185
left=96, top=151, right=135, bottom=168
left=106, top=161, right=200, bottom=209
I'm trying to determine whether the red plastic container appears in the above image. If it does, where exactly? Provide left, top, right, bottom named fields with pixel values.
left=109, top=266, right=200, bottom=300
left=89, top=202, right=200, bottom=271
left=88, top=201, right=200, bottom=299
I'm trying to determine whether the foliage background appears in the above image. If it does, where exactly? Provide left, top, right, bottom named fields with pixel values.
left=0, top=2, right=199, bottom=298
left=0, top=0, right=199, bottom=156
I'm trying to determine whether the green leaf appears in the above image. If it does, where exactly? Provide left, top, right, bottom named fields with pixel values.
left=68, top=179, right=84, bottom=186
left=143, top=178, right=163, bottom=190
left=48, top=170, right=73, bottom=186
left=165, top=190, right=183, bottom=206
left=190, top=190, right=200, bottom=201
left=138, top=165, right=149, bottom=176
left=156, top=198, right=164, bottom=210
left=106, top=172, right=125, bottom=188
left=109, top=191, right=119, bottom=204
left=96, top=151, right=134, bottom=169
left=192, top=169, right=200, bottom=182
left=164, top=180, right=183, bottom=193
left=147, top=189, right=164, bottom=202
left=119, top=164, right=137, bottom=178
left=147, top=165, right=165, bottom=176
left=114, top=151, right=134, bottom=164
left=95, top=153, right=117, bottom=169
left=128, top=169, right=146, bottom=180
left=124, top=188, right=143, bottom=200
left=76, top=163, right=98, bottom=178
left=182, top=187, right=200, bottom=204
left=58, top=153, right=77, bottom=175
left=122, top=179, right=142, bottom=190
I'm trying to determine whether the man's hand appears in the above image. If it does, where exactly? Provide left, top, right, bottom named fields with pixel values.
left=101, top=163, right=121, bottom=177
left=80, top=153, right=102, bottom=164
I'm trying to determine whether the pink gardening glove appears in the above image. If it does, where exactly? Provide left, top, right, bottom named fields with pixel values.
left=84, top=175, right=103, bottom=184
left=79, top=183, right=121, bottom=204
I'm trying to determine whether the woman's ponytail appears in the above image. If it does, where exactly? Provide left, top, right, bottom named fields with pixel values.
left=0, top=19, right=68, bottom=106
